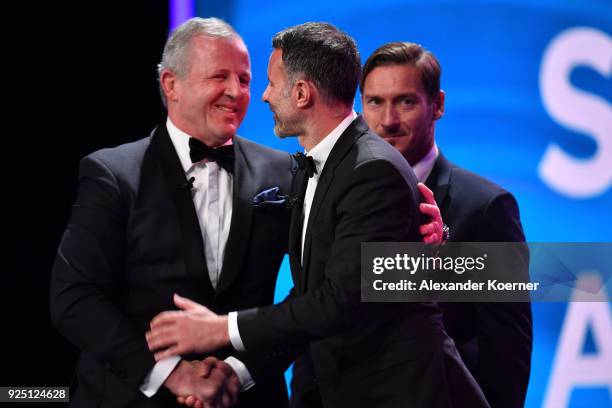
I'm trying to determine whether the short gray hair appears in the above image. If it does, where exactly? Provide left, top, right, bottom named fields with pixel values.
left=157, top=17, right=242, bottom=107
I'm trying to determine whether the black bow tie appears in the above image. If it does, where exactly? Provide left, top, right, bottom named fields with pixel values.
left=293, top=152, right=317, bottom=178
left=189, top=138, right=235, bottom=173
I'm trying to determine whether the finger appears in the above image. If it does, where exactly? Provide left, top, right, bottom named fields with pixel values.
left=150, top=311, right=182, bottom=329
left=212, top=360, right=234, bottom=377
left=196, top=359, right=215, bottom=378
left=213, top=361, right=239, bottom=405
left=154, top=345, right=183, bottom=361
left=417, top=182, right=436, bottom=205
left=177, top=396, right=186, bottom=405
left=419, top=203, right=440, bottom=219
left=203, top=370, right=227, bottom=402
left=419, top=222, right=438, bottom=236
left=184, top=395, right=199, bottom=407
left=203, top=356, right=219, bottom=366
left=202, top=356, right=219, bottom=371
left=423, top=233, right=439, bottom=245
left=185, top=395, right=202, bottom=407
left=174, top=293, right=206, bottom=311
left=146, top=327, right=177, bottom=353
left=226, top=376, right=240, bottom=404
left=221, top=391, right=232, bottom=408
left=146, top=326, right=170, bottom=345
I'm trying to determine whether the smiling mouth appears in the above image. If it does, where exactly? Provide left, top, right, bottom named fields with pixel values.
left=216, top=105, right=237, bottom=113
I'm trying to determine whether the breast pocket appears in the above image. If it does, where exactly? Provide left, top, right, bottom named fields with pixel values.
left=251, top=209, right=290, bottom=250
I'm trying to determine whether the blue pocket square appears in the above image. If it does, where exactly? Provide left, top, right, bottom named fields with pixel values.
left=253, top=187, right=288, bottom=208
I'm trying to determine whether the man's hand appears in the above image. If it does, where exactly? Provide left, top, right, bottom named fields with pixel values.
left=417, top=182, right=444, bottom=245
left=165, top=358, right=240, bottom=408
left=147, top=294, right=230, bottom=360
left=175, top=358, right=241, bottom=408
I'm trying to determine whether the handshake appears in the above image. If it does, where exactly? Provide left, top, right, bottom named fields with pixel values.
left=148, top=294, right=240, bottom=407
left=164, top=357, right=240, bottom=408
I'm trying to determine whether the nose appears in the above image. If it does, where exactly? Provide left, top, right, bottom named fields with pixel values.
left=381, top=106, right=400, bottom=131
left=262, top=84, right=270, bottom=103
left=224, top=75, right=241, bottom=99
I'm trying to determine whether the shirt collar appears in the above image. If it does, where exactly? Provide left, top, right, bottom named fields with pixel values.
left=306, top=110, right=358, bottom=175
left=166, top=117, right=233, bottom=173
left=412, top=143, right=439, bottom=183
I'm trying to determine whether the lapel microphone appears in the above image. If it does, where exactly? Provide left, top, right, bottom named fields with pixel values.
left=286, top=196, right=303, bottom=209
left=181, top=176, right=195, bottom=190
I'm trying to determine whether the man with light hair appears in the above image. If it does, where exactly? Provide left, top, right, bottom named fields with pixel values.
left=51, top=17, right=294, bottom=407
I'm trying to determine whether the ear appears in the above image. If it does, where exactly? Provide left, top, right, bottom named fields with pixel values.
left=433, top=90, right=445, bottom=120
left=160, top=69, right=180, bottom=103
left=294, top=79, right=312, bottom=109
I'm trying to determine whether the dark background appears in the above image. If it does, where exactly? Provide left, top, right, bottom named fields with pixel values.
left=4, top=1, right=168, bottom=389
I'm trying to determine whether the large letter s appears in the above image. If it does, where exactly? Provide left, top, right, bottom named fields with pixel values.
left=539, top=27, right=611, bottom=198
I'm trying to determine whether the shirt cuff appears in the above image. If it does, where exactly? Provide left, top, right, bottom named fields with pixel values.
left=225, top=356, right=255, bottom=391
left=139, top=356, right=181, bottom=397
left=228, top=311, right=246, bottom=351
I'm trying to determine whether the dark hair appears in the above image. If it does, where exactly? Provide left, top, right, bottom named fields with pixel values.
left=272, top=22, right=361, bottom=106
left=360, top=42, right=441, bottom=101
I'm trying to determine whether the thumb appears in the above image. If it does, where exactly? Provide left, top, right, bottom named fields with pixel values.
left=417, top=182, right=436, bottom=205
left=174, top=293, right=202, bottom=311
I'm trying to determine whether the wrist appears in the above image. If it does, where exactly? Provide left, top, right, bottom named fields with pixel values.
left=216, top=315, right=230, bottom=347
left=163, top=360, right=184, bottom=392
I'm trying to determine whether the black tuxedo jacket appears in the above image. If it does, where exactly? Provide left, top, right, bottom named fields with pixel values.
left=51, top=124, right=293, bottom=407
left=425, top=153, right=533, bottom=408
left=237, top=118, right=489, bottom=408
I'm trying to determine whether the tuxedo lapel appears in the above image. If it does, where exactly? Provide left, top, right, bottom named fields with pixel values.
left=288, top=168, right=307, bottom=293
left=425, top=152, right=452, bottom=213
left=215, top=136, right=255, bottom=295
left=150, top=124, right=215, bottom=299
left=301, top=116, right=368, bottom=289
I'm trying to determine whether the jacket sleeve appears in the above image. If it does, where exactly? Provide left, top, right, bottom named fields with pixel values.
left=473, top=192, right=533, bottom=408
left=236, top=159, right=417, bottom=351
left=50, top=154, right=156, bottom=388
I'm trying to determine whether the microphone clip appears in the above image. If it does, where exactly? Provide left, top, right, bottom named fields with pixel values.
left=181, top=176, right=195, bottom=190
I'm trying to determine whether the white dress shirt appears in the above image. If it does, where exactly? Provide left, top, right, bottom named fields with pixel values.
left=228, top=111, right=358, bottom=352
left=140, top=118, right=252, bottom=397
left=412, top=143, right=439, bottom=183
left=301, top=111, right=358, bottom=262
